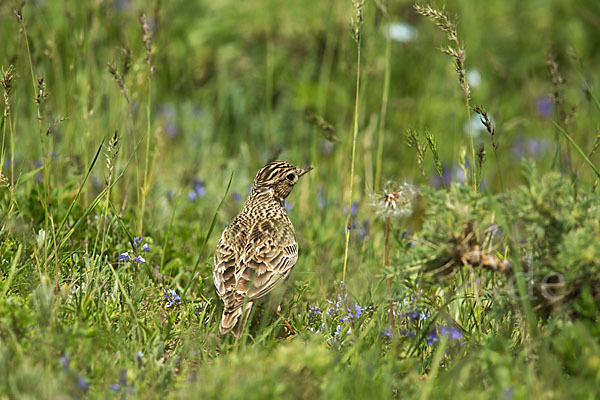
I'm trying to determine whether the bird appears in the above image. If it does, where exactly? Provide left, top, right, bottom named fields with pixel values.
left=213, top=160, right=313, bottom=337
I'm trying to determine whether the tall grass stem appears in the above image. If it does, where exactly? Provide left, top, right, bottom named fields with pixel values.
left=342, top=33, right=362, bottom=282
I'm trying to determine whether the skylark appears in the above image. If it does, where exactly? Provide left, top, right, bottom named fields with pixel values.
left=213, top=161, right=312, bottom=337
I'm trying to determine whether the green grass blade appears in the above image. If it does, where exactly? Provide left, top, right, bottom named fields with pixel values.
left=553, top=121, right=600, bottom=179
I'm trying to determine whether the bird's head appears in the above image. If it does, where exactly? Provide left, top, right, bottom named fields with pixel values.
left=253, top=161, right=313, bottom=201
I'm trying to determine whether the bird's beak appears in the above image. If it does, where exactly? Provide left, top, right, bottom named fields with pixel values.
left=298, top=166, right=313, bottom=176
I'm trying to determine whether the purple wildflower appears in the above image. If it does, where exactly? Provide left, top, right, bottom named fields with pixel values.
left=195, top=301, right=208, bottom=316
left=232, top=192, right=242, bottom=201
left=119, top=252, right=131, bottom=262
left=142, top=243, right=150, bottom=252
left=284, top=200, right=292, bottom=211
left=527, top=138, right=548, bottom=156
left=77, top=375, right=90, bottom=392
left=427, top=330, right=440, bottom=346
left=133, top=237, right=143, bottom=247
left=344, top=202, right=359, bottom=217
left=163, top=287, right=181, bottom=308
left=165, top=122, right=178, bottom=138
left=133, top=255, right=145, bottom=264
left=110, top=384, right=120, bottom=391
left=448, top=326, right=463, bottom=341
left=188, top=179, right=206, bottom=201
left=535, top=96, right=554, bottom=118
left=193, top=180, right=206, bottom=196
left=401, top=329, right=416, bottom=338
left=308, top=305, right=322, bottom=317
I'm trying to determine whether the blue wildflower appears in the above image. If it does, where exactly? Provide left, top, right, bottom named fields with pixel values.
left=308, top=305, right=322, bottom=317
left=110, top=384, right=120, bottom=391
left=382, top=327, right=392, bottom=338
left=401, top=329, right=416, bottom=338
left=502, top=386, right=515, bottom=400
left=188, top=179, right=206, bottom=201
left=440, top=326, right=448, bottom=337
left=488, top=224, right=501, bottom=237
left=535, top=96, right=553, bottom=118
left=284, top=200, right=292, bottom=211
left=163, top=287, right=181, bottom=308
left=193, top=180, right=206, bottom=196
left=335, top=325, right=341, bottom=335
left=165, top=122, right=178, bottom=138
left=527, top=138, right=548, bottom=156
left=405, top=310, right=419, bottom=320
left=119, top=252, right=131, bottom=262
left=76, top=375, right=90, bottom=392
left=59, top=355, right=70, bottom=369
left=344, top=202, right=359, bottom=217
left=448, top=326, right=463, bottom=341
left=133, top=255, right=145, bottom=264
left=427, top=330, right=440, bottom=346
left=133, top=237, right=143, bottom=247
left=352, top=303, right=363, bottom=319
left=120, top=369, right=128, bottom=386
left=195, top=301, right=207, bottom=316
left=358, top=218, right=370, bottom=241
left=232, top=192, right=242, bottom=201
left=142, top=243, right=150, bottom=252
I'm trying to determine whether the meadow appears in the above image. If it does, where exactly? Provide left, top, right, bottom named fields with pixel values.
left=1, top=0, right=600, bottom=398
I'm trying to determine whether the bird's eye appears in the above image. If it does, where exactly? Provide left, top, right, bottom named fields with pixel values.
left=286, top=173, right=295, bottom=181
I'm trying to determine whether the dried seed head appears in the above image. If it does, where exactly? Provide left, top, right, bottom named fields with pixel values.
left=473, top=105, right=497, bottom=150
left=46, top=116, right=66, bottom=136
left=477, top=144, right=486, bottom=169
left=351, top=0, right=364, bottom=43
left=105, top=130, right=120, bottom=186
left=415, top=4, right=469, bottom=100
left=140, top=12, right=155, bottom=78
left=1, top=65, right=15, bottom=117
left=35, top=76, right=49, bottom=105
left=107, top=63, right=131, bottom=104
left=370, top=182, right=417, bottom=219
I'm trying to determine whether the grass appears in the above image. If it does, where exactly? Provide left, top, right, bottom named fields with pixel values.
left=1, top=0, right=600, bottom=398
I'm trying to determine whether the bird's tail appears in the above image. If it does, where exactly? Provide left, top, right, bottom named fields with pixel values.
left=219, top=301, right=254, bottom=338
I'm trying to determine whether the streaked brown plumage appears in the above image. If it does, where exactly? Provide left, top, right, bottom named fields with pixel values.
left=213, top=161, right=312, bottom=337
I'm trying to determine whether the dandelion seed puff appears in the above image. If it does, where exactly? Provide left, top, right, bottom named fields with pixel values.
left=370, top=182, right=417, bottom=219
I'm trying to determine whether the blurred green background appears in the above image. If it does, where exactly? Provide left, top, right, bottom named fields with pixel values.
left=1, top=0, right=600, bottom=398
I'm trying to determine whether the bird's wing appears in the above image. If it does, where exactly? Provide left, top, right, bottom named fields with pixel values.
left=213, top=227, right=239, bottom=304
left=235, top=217, right=298, bottom=302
